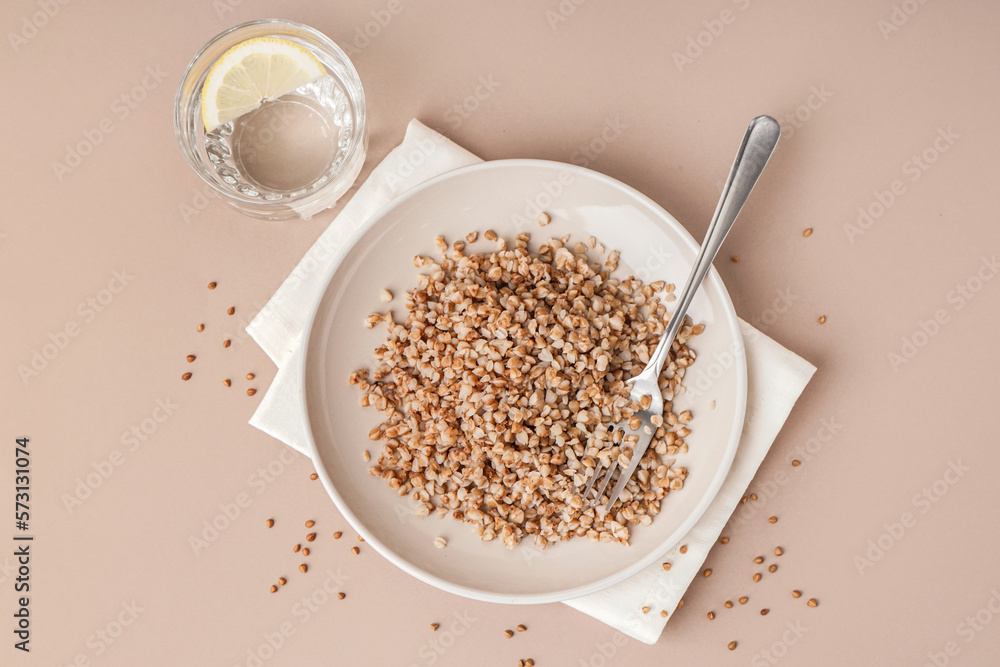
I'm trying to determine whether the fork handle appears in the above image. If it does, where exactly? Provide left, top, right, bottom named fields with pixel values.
left=644, top=115, right=781, bottom=378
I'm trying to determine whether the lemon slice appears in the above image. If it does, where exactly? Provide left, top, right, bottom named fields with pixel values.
left=201, top=36, right=326, bottom=132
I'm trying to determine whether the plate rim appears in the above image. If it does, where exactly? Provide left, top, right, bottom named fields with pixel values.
left=298, top=158, right=748, bottom=604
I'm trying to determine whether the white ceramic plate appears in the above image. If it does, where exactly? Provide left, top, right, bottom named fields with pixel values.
left=300, top=159, right=746, bottom=604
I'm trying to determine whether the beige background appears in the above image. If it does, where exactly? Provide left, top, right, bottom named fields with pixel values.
left=2, top=0, right=999, bottom=665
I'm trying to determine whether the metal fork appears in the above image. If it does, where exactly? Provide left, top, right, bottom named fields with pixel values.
left=582, top=115, right=781, bottom=512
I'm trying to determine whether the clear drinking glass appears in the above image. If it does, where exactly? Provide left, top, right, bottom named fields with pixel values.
left=174, top=19, right=367, bottom=220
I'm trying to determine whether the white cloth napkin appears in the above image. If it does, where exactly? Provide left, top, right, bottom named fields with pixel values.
left=246, top=119, right=816, bottom=645
left=563, top=320, right=814, bottom=643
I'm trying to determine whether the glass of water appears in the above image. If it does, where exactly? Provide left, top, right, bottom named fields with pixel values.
left=174, top=19, right=367, bottom=220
